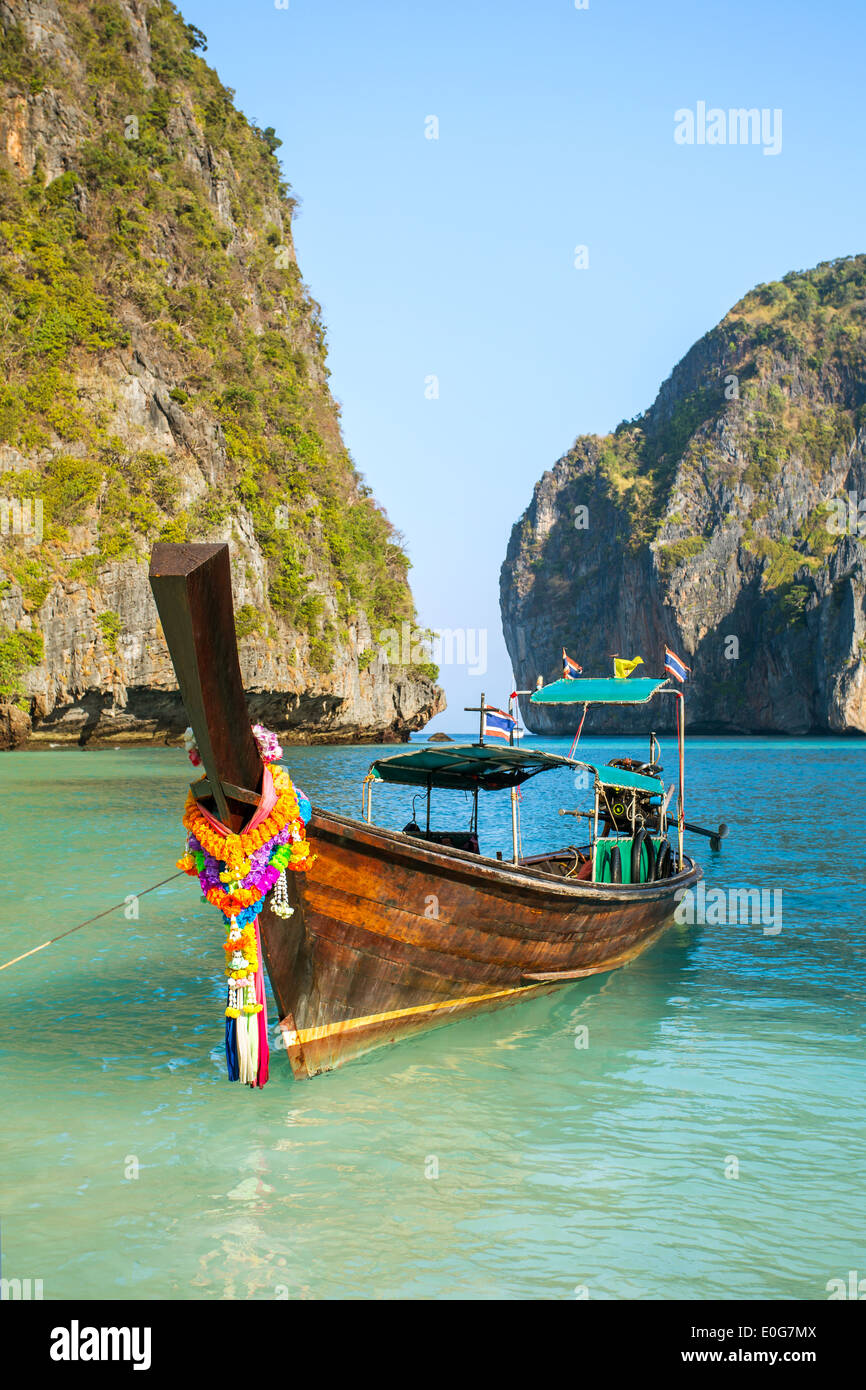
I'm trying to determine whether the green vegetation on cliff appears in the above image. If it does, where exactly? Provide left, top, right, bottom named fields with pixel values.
left=0, top=0, right=421, bottom=680
left=503, top=253, right=866, bottom=733
left=0, top=624, right=43, bottom=701
left=556, top=255, right=866, bottom=555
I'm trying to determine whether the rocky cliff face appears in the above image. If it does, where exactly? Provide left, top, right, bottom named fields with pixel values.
left=501, top=256, right=866, bottom=735
left=0, top=0, right=444, bottom=746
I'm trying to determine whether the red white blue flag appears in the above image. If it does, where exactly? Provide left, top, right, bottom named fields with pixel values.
left=664, top=646, right=691, bottom=683
left=483, top=707, right=518, bottom=740
left=562, top=648, right=582, bottom=679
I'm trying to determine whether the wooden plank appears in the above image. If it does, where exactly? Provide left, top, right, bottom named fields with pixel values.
left=148, top=542, right=261, bottom=831
left=191, top=778, right=260, bottom=807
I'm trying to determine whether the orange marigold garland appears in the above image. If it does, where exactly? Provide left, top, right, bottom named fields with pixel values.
left=177, top=724, right=314, bottom=1088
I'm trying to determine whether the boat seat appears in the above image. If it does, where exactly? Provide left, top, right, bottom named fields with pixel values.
left=402, top=822, right=479, bottom=854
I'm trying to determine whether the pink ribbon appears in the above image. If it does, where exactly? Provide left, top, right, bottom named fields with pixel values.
left=194, top=765, right=278, bottom=838
left=254, top=919, right=270, bottom=1088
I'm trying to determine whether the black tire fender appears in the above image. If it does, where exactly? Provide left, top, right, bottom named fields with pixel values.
left=655, top=838, right=672, bottom=879
left=643, top=830, right=656, bottom=883
left=609, top=845, right=622, bottom=883
left=631, top=827, right=649, bottom=883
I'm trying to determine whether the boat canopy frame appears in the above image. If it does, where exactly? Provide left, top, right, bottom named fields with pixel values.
left=365, top=671, right=687, bottom=873
left=362, top=742, right=669, bottom=871
left=366, top=743, right=664, bottom=797
left=526, top=671, right=687, bottom=870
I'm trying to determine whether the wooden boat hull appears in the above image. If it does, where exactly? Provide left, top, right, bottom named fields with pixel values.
left=258, top=809, right=702, bottom=1078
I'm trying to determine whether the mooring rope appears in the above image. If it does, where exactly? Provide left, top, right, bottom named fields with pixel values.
left=0, top=871, right=186, bottom=973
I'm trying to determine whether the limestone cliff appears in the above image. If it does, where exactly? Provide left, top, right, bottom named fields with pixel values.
left=501, top=256, right=866, bottom=735
left=0, top=0, right=444, bottom=745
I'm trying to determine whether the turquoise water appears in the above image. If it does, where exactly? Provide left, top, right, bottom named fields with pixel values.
left=0, top=734, right=863, bottom=1300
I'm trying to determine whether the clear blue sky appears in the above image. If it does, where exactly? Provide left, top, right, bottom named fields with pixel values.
left=180, top=0, right=865, bottom=731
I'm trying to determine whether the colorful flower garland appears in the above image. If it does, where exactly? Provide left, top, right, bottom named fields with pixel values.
left=176, top=724, right=313, bottom=1089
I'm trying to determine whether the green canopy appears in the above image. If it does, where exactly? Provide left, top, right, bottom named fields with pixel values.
left=368, top=744, right=664, bottom=797
left=596, top=766, right=663, bottom=795
left=369, top=743, right=581, bottom=792
left=530, top=677, right=669, bottom=706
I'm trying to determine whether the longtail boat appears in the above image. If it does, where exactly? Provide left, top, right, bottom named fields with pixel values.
left=149, top=542, right=704, bottom=1080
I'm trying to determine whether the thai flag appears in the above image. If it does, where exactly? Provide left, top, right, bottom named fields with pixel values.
left=562, top=648, right=582, bottom=679
left=483, top=707, right=518, bottom=740
left=664, top=646, right=691, bottom=683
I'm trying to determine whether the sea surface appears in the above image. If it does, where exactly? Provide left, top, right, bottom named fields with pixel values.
left=0, top=733, right=863, bottom=1301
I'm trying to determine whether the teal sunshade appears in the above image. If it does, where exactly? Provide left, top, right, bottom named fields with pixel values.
left=530, top=677, right=669, bottom=706
left=369, top=743, right=580, bottom=792
left=596, top=766, right=664, bottom=794
left=369, top=743, right=664, bottom=796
